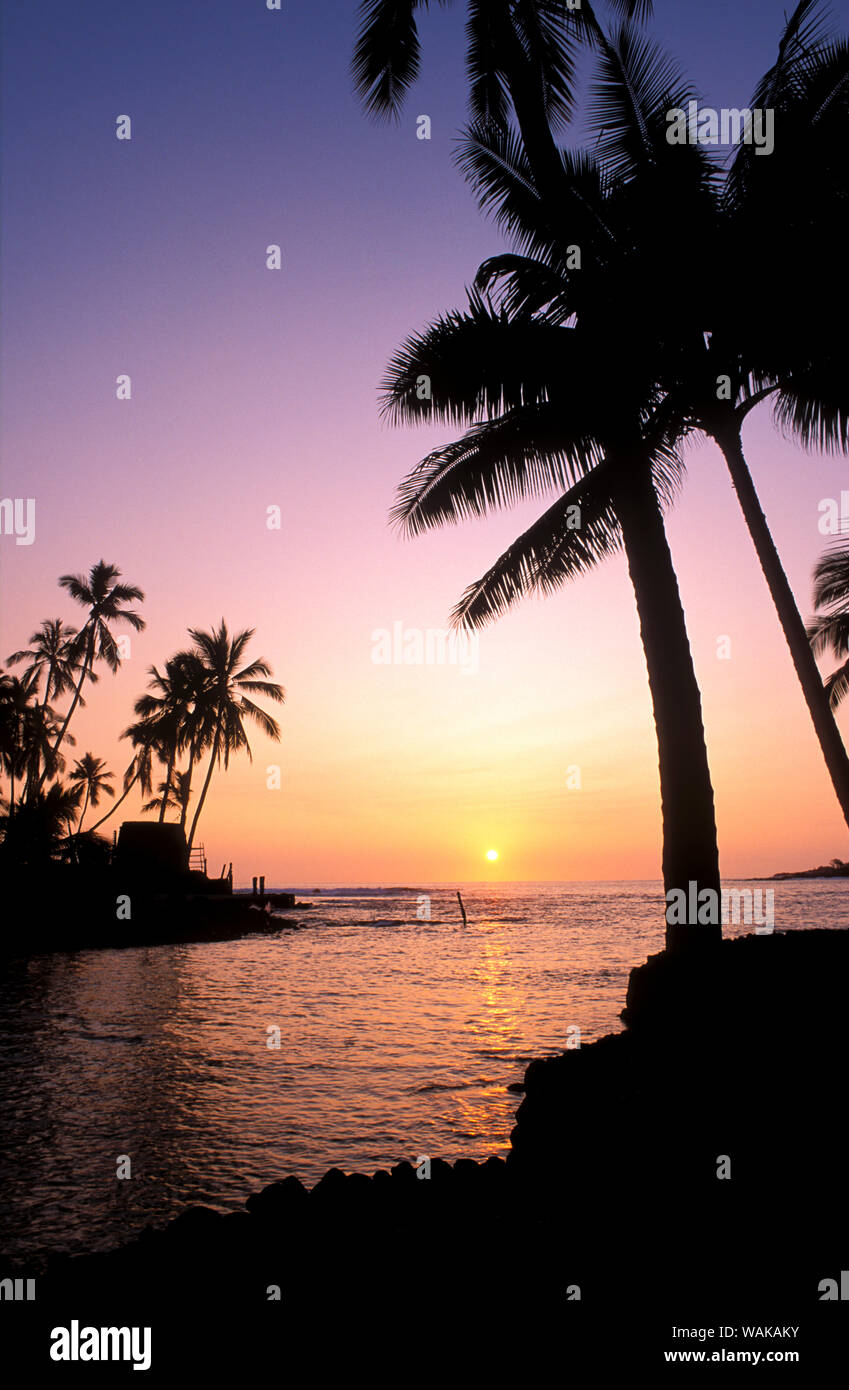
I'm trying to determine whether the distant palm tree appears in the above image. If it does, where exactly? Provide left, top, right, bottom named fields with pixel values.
left=86, top=717, right=161, bottom=834
left=133, top=651, right=212, bottom=824
left=0, top=780, right=83, bottom=866
left=0, top=672, right=72, bottom=817
left=142, top=769, right=192, bottom=819
left=0, top=672, right=33, bottom=816
left=68, top=753, right=115, bottom=836
left=185, top=622, right=285, bottom=854
left=809, top=546, right=849, bottom=710
left=7, top=618, right=84, bottom=710
left=7, top=619, right=87, bottom=798
left=42, top=561, right=145, bottom=785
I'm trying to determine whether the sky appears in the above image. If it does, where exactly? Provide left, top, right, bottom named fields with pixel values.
left=1, top=0, right=848, bottom=885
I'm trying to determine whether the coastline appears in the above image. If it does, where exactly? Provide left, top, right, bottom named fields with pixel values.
left=5, top=928, right=847, bottom=1373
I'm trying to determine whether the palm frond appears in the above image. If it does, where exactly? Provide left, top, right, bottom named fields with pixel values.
left=352, top=0, right=429, bottom=121
left=825, top=657, right=849, bottom=709
left=450, top=463, right=623, bottom=630
left=587, top=23, right=709, bottom=185
left=391, top=402, right=606, bottom=536
left=380, top=293, right=573, bottom=426
left=812, top=545, right=849, bottom=612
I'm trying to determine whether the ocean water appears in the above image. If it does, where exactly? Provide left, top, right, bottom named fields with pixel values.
left=1, top=878, right=847, bottom=1266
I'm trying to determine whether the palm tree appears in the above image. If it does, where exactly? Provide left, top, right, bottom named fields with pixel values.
left=463, top=6, right=849, bottom=829
left=185, top=622, right=285, bottom=854
left=352, top=0, right=653, bottom=217
left=7, top=618, right=83, bottom=710
left=68, top=753, right=115, bottom=836
left=7, top=619, right=87, bottom=798
left=42, top=561, right=145, bottom=785
left=0, top=672, right=32, bottom=816
left=0, top=780, right=83, bottom=867
left=809, top=546, right=849, bottom=710
left=86, top=717, right=161, bottom=834
left=0, top=672, right=71, bottom=817
left=142, top=770, right=192, bottom=820
left=700, top=2, right=849, bottom=826
left=133, top=652, right=211, bottom=824
left=383, top=284, right=721, bottom=949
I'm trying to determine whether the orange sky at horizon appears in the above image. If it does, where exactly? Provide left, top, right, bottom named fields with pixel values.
left=4, top=407, right=848, bottom=890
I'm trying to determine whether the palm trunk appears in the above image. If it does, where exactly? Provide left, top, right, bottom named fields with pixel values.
left=24, top=666, right=56, bottom=802
left=158, top=744, right=177, bottom=824
left=716, top=426, right=849, bottom=832
left=614, top=463, right=722, bottom=953
left=186, top=722, right=220, bottom=854
left=180, top=742, right=197, bottom=831
left=77, top=785, right=91, bottom=837
left=41, top=630, right=92, bottom=790
left=89, top=771, right=137, bottom=833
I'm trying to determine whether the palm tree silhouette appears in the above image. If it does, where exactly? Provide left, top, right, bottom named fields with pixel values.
left=688, top=2, right=849, bottom=825
left=384, top=292, right=722, bottom=949
left=42, top=561, right=145, bottom=786
left=434, top=7, right=849, bottom=827
left=132, top=653, right=209, bottom=823
left=7, top=618, right=84, bottom=710
left=142, top=770, right=192, bottom=820
left=0, top=779, right=83, bottom=867
left=185, top=622, right=285, bottom=855
left=68, top=753, right=115, bottom=836
left=809, top=546, right=849, bottom=710
left=6, top=621, right=85, bottom=799
left=0, top=672, right=73, bottom=817
left=86, top=717, right=161, bottom=834
left=353, top=0, right=653, bottom=220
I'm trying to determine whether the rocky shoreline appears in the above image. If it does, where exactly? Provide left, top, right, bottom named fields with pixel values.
left=4, top=929, right=848, bottom=1375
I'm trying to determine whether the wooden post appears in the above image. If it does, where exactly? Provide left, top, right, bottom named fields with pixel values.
left=259, top=874, right=266, bottom=905
left=252, top=876, right=258, bottom=900
left=457, top=891, right=467, bottom=926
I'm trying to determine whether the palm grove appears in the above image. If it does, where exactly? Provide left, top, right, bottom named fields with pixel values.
left=353, top=0, right=849, bottom=949
left=0, top=561, right=285, bottom=868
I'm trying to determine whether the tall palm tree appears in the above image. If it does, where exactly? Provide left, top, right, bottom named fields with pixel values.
left=42, top=561, right=145, bottom=785
left=809, top=546, right=849, bottom=710
left=383, top=282, right=721, bottom=949
left=462, top=7, right=849, bottom=829
left=702, top=2, right=849, bottom=825
left=7, top=618, right=87, bottom=799
left=185, top=623, right=285, bottom=855
left=68, top=753, right=115, bottom=836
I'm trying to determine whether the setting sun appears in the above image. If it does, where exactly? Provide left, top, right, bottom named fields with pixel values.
left=486, top=849, right=499, bottom=862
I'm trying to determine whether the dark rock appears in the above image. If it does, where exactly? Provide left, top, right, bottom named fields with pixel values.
left=246, top=1175, right=307, bottom=1217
